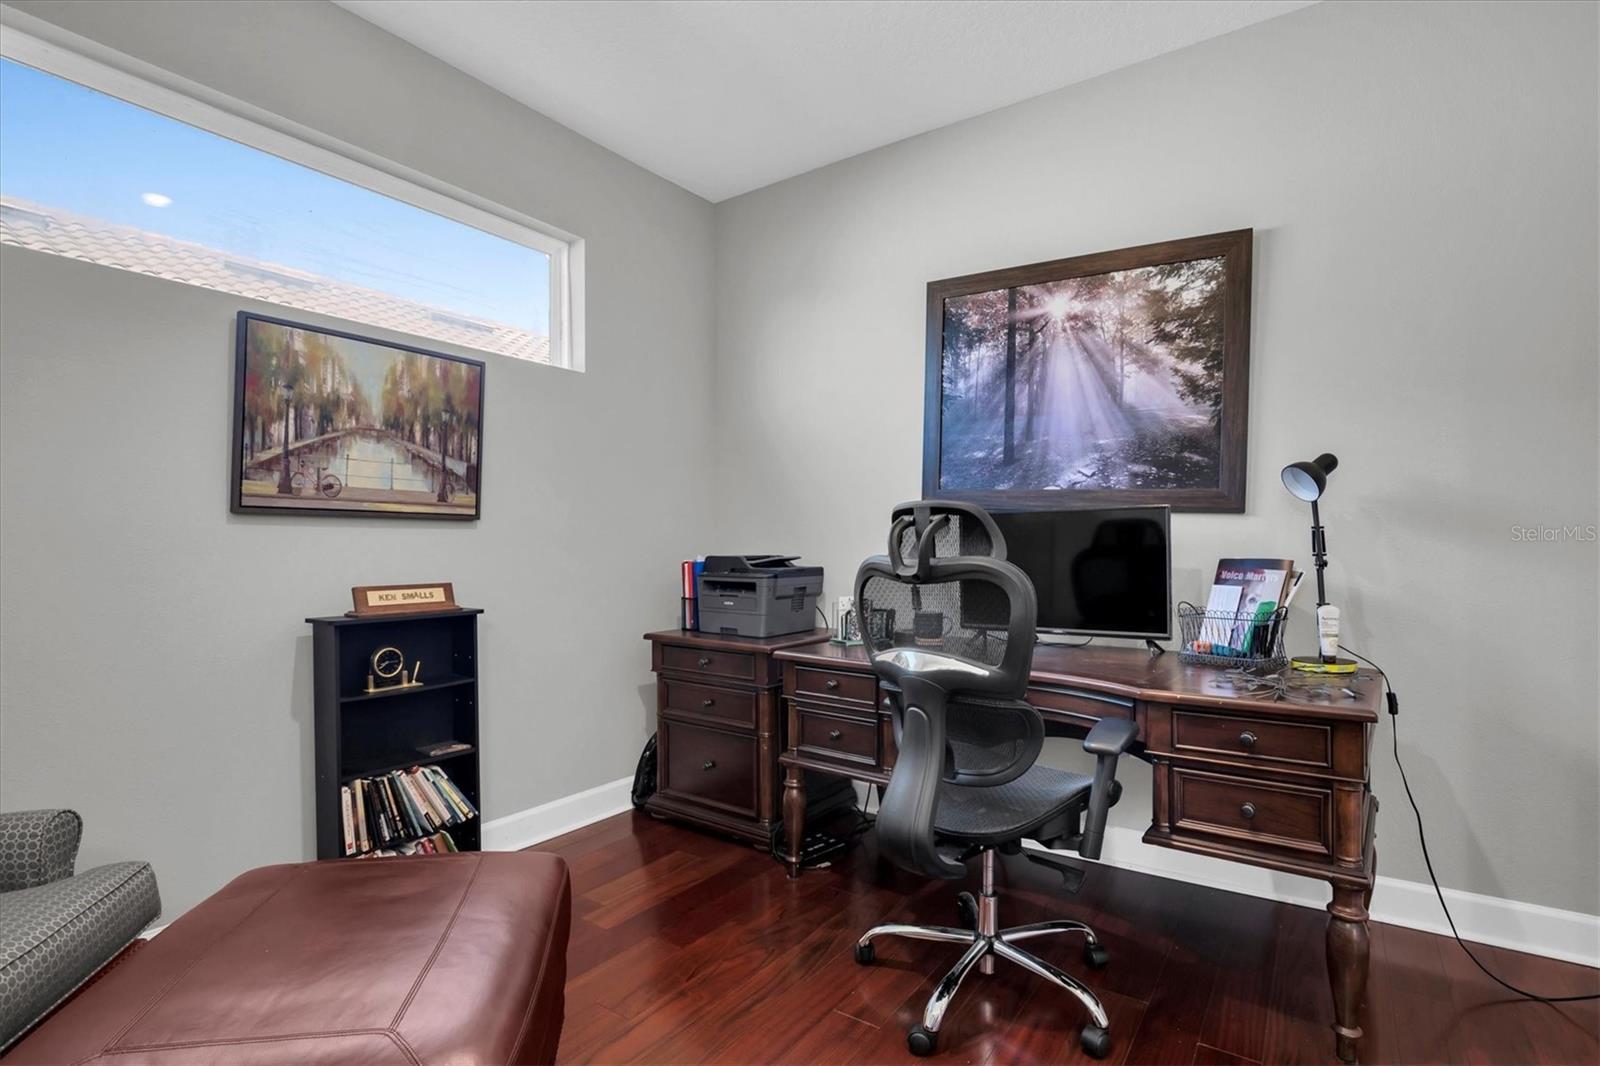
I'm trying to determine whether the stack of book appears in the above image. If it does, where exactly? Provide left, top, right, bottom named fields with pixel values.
left=339, top=764, right=479, bottom=857
left=359, top=830, right=459, bottom=859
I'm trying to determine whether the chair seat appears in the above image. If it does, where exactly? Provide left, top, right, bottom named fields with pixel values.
left=934, top=763, right=1093, bottom=844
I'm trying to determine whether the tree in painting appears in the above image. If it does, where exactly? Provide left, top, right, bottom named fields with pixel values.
left=938, top=257, right=1224, bottom=493
left=237, top=318, right=483, bottom=517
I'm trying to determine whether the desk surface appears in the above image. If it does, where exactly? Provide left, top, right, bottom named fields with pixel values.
left=775, top=640, right=1380, bottom=723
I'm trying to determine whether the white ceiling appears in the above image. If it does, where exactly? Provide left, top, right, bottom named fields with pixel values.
left=336, top=0, right=1317, bottom=203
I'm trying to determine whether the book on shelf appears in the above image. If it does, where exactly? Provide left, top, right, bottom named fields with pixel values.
left=340, top=786, right=356, bottom=856
left=341, top=763, right=477, bottom=857
left=418, top=740, right=472, bottom=758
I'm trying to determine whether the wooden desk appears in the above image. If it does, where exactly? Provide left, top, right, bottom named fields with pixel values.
left=775, top=641, right=1381, bottom=1064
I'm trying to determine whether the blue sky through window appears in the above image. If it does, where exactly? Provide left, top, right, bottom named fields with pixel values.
left=0, top=59, right=549, bottom=334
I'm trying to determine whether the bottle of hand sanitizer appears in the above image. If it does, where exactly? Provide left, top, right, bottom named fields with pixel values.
left=1316, top=604, right=1341, bottom=663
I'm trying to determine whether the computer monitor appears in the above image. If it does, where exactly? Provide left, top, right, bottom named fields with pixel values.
left=969, top=506, right=1172, bottom=640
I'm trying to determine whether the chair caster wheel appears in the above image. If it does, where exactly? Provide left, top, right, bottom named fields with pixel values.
left=1079, top=1025, right=1111, bottom=1059
left=956, top=891, right=978, bottom=930
left=908, top=1026, right=938, bottom=1056
left=854, top=941, right=875, bottom=965
left=1084, top=942, right=1110, bottom=969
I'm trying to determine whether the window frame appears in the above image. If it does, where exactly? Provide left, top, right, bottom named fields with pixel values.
left=0, top=19, right=585, bottom=371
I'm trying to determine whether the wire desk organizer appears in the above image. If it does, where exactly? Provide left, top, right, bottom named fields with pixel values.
left=1176, top=601, right=1288, bottom=672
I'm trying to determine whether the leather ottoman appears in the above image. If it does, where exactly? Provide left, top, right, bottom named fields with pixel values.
left=3, top=852, right=570, bottom=1065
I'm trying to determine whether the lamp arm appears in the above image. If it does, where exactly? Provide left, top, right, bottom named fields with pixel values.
left=1310, top=499, right=1329, bottom=607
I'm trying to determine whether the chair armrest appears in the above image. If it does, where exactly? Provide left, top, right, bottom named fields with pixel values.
left=0, top=809, right=82, bottom=891
left=1078, top=720, right=1138, bottom=861
left=1082, top=718, right=1138, bottom=757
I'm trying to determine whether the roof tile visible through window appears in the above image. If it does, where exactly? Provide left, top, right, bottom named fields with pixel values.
left=1, top=195, right=552, bottom=363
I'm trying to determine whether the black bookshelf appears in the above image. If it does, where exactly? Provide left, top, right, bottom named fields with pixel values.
left=307, top=607, right=483, bottom=858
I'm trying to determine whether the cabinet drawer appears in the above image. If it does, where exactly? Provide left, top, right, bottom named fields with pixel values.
left=794, top=665, right=876, bottom=707
left=1172, top=768, right=1332, bottom=858
left=660, top=720, right=758, bottom=817
left=660, top=644, right=757, bottom=682
left=662, top=678, right=756, bottom=729
left=795, top=704, right=879, bottom=766
left=1172, top=710, right=1331, bottom=770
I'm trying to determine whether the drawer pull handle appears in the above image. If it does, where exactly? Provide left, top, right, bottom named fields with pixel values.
left=825, top=678, right=840, bottom=690
left=702, top=697, right=715, bottom=707
left=698, top=656, right=712, bottom=667
left=1240, top=802, right=1257, bottom=820
left=702, top=760, right=716, bottom=771
left=1239, top=731, right=1258, bottom=749
left=828, top=729, right=843, bottom=741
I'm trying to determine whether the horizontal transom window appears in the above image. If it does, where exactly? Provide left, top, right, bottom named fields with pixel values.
left=0, top=39, right=579, bottom=369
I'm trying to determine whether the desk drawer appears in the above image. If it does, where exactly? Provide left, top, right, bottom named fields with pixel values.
left=660, top=644, right=757, bottom=682
left=1172, top=767, right=1332, bottom=859
left=794, top=703, right=879, bottom=767
left=793, top=665, right=876, bottom=707
left=660, top=719, right=758, bottom=817
left=1172, top=710, right=1331, bottom=770
left=1026, top=683, right=1135, bottom=726
left=662, top=678, right=756, bottom=729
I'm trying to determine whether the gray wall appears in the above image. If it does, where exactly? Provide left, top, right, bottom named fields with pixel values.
left=713, top=0, right=1599, bottom=914
left=0, top=1, right=714, bottom=917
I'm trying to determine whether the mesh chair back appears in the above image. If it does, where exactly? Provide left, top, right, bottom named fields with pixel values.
left=854, top=501, right=1044, bottom=877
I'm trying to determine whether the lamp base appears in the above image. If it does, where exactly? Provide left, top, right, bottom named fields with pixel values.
left=1290, top=655, right=1358, bottom=674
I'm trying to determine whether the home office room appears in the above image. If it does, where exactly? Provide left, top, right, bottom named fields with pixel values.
left=0, top=1, right=1594, bottom=1063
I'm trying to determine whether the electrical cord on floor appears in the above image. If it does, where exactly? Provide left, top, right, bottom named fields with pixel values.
left=1341, top=644, right=1599, bottom=1004
left=769, top=803, right=875, bottom=870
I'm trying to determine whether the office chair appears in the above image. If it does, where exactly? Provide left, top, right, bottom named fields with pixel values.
left=852, top=501, right=1138, bottom=1059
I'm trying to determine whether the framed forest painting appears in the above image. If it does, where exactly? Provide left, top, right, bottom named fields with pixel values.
left=231, top=313, right=485, bottom=519
left=923, top=229, right=1251, bottom=513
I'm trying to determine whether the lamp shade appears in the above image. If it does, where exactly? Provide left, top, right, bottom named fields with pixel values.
left=1281, top=453, right=1338, bottom=502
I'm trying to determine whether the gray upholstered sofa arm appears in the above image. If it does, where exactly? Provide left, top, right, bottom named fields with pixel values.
left=0, top=809, right=82, bottom=891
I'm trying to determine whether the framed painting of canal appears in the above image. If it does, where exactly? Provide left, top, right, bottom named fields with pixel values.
left=231, top=313, right=485, bottom=519
left=923, top=229, right=1251, bottom=513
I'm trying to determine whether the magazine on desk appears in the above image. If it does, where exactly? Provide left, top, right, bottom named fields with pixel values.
left=1201, top=558, right=1297, bottom=651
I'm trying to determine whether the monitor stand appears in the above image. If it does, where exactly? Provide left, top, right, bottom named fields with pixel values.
left=1144, top=639, right=1165, bottom=656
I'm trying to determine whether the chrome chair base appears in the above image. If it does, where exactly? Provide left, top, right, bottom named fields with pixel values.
left=853, top=851, right=1113, bottom=1059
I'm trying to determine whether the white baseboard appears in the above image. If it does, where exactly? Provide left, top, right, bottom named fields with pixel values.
left=1037, top=826, right=1599, bottom=969
left=481, top=775, right=634, bottom=853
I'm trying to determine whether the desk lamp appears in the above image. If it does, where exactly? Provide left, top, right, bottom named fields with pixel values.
left=1281, top=453, right=1357, bottom=673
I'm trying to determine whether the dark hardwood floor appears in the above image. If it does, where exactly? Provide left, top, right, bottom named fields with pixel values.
left=532, top=811, right=1599, bottom=1065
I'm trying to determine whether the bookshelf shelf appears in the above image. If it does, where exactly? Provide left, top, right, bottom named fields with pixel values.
left=308, top=608, right=483, bottom=859
left=340, top=674, right=476, bottom=704
left=340, top=746, right=477, bottom=783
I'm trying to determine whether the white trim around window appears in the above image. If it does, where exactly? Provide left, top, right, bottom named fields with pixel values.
left=0, top=8, right=586, bottom=371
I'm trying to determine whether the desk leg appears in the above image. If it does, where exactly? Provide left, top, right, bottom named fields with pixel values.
left=1326, top=885, right=1370, bottom=1063
left=782, top=765, right=806, bottom=878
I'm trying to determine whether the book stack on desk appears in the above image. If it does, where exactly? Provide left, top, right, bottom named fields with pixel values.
left=340, top=765, right=479, bottom=857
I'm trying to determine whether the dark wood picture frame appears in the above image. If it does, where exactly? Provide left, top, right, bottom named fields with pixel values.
left=923, top=229, right=1252, bottom=514
left=230, top=312, right=486, bottom=521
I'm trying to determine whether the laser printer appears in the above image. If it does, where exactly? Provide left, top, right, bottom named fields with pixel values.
left=696, top=555, right=823, bottom=638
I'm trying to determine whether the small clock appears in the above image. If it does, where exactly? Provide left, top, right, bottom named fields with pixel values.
left=369, top=646, right=406, bottom=689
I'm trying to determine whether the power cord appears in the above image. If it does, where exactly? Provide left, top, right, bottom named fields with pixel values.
left=1341, top=644, right=1598, bottom=1004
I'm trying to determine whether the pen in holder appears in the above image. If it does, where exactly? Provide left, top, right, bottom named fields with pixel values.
left=1176, top=601, right=1288, bottom=671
